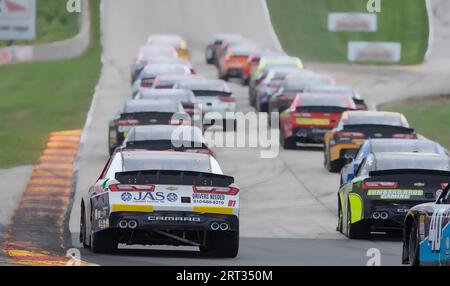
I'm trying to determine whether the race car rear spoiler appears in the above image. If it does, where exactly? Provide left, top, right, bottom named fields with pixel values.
left=192, top=90, right=232, bottom=97
left=344, top=124, right=414, bottom=133
left=369, top=169, right=450, bottom=177
left=115, top=170, right=234, bottom=187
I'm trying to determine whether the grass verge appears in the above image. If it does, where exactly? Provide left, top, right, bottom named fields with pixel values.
left=0, top=0, right=101, bottom=168
left=266, top=0, right=429, bottom=64
left=381, top=95, right=450, bottom=149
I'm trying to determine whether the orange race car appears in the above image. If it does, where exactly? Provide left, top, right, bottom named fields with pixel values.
left=323, top=111, right=417, bottom=172
left=279, top=93, right=356, bottom=148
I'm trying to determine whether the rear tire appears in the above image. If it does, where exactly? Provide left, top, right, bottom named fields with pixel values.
left=408, top=223, right=420, bottom=266
left=201, top=231, right=239, bottom=258
left=347, top=205, right=369, bottom=239
left=80, top=204, right=90, bottom=249
left=280, top=130, right=296, bottom=149
left=91, top=230, right=118, bottom=254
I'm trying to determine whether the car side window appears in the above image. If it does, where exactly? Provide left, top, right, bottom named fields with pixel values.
left=104, top=153, right=123, bottom=180
left=357, top=155, right=375, bottom=177
left=354, top=142, right=367, bottom=162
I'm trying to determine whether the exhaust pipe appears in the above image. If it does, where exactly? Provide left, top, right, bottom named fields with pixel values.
left=372, top=212, right=380, bottom=220
left=118, top=220, right=128, bottom=229
left=128, top=220, right=138, bottom=229
left=380, top=212, right=389, bottom=220
left=219, top=223, right=229, bottom=231
left=210, top=222, right=220, bottom=231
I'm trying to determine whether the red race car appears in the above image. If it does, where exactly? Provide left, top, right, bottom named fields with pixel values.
left=279, top=93, right=356, bottom=148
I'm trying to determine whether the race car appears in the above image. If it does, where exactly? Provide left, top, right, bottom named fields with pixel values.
left=341, top=139, right=447, bottom=185
left=131, top=45, right=180, bottom=83
left=279, top=93, right=356, bottom=148
left=117, top=125, right=214, bottom=156
left=323, top=111, right=416, bottom=172
left=250, top=56, right=304, bottom=86
left=338, top=152, right=450, bottom=239
left=205, top=34, right=245, bottom=65
left=132, top=64, right=192, bottom=96
left=80, top=150, right=240, bottom=257
left=152, top=74, right=204, bottom=89
left=267, top=74, right=334, bottom=115
left=217, top=45, right=258, bottom=80
left=402, top=183, right=450, bottom=266
left=240, top=50, right=286, bottom=86
left=147, top=34, right=190, bottom=60
left=303, top=85, right=367, bottom=110
left=174, top=79, right=236, bottom=131
left=108, top=99, right=189, bottom=155
left=253, top=67, right=313, bottom=111
left=134, top=89, right=200, bottom=118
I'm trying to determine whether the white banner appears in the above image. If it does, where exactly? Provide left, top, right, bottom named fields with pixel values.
left=0, top=0, right=36, bottom=40
left=0, top=45, right=33, bottom=65
left=328, top=13, right=377, bottom=32
left=348, top=41, right=402, bottom=62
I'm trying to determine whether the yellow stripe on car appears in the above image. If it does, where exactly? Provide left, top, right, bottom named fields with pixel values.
left=193, top=206, right=233, bottom=215
left=112, top=204, right=153, bottom=213
left=296, top=118, right=330, bottom=125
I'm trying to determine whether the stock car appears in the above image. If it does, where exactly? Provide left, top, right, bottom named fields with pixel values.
left=253, top=67, right=312, bottom=112
left=134, top=89, right=200, bottom=118
left=152, top=74, right=204, bottom=89
left=80, top=150, right=240, bottom=257
left=240, top=50, right=285, bottom=86
left=217, top=45, right=259, bottom=80
left=174, top=79, right=237, bottom=130
left=116, top=125, right=214, bottom=156
left=250, top=56, right=304, bottom=84
left=303, top=85, right=367, bottom=110
left=132, top=64, right=192, bottom=96
left=131, top=46, right=180, bottom=82
left=341, top=139, right=447, bottom=186
left=279, top=93, right=356, bottom=148
left=338, top=152, right=450, bottom=239
left=108, top=99, right=189, bottom=155
left=323, top=111, right=416, bottom=172
left=267, top=74, right=334, bottom=115
left=147, top=34, right=190, bottom=60
left=402, top=183, right=450, bottom=266
left=205, top=34, right=245, bottom=65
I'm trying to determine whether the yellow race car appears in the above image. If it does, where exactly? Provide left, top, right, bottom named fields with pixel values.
left=147, top=34, right=190, bottom=60
left=323, top=111, right=416, bottom=172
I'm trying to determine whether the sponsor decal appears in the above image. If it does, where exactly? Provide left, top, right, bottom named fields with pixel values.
left=121, top=192, right=132, bottom=202
left=367, top=189, right=423, bottom=200
left=167, top=193, right=178, bottom=202
left=148, top=216, right=201, bottom=222
left=414, top=182, right=425, bottom=187
left=192, top=193, right=226, bottom=206
left=348, top=41, right=401, bottom=62
left=429, top=208, right=449, bottom=252
left=0, top=0, right=36, bottom=40
left=328, top=13, right=377, bottom=32
left=228, top=200, right=237, bottom=207
left=120, top=191, right=165, bottom=203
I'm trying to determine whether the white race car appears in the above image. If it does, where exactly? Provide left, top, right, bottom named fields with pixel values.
left=80, top=150, right=240, bottom=257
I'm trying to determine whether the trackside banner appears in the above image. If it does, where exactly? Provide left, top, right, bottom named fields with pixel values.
left=348, top=41, right=402, bottom=62
left=328, top=13, right=377, bottom=32
left=0, top=0, right=36, bottom=40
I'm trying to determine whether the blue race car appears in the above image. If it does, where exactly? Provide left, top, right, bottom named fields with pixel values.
left=403, top=182, right=450, bottom=266
left=340, top=139, right=447, bottom=186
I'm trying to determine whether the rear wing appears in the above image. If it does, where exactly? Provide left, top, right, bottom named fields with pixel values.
left=115, top=170, right=234, bottom=187
left=369, top=169, right=450, bottom=177
left=192, top=90, right=232, bottom=97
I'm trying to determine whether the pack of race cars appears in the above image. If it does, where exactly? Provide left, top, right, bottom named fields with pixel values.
left=80, top=32, right=450, bottom=266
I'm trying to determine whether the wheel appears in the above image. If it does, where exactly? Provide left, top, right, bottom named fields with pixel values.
left=201, top=231, right=239, bottom=258
left=346, top=203, right=369, bottom=239
left=337, top=202, right=343, bottom=234
left=408, top=223, right=420, bottom=266
left=325, top=148, right=340, bottom=173
left=80, top=204, right=90, bottom=249
left=241, top=77, right=249, bottom=86
left=280, top=129, right=296, bottom=149
left=90, top=213, right=118, bottom=254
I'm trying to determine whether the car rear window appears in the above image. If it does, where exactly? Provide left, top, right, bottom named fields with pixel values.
left=372, top=141, right=439, bottom=154
left=297, top=95, right=350, bottom=108
left=123, top=153, right=211, bottom=173
left=375, top=155, right=450, bottom=171
left=346, top=114, right=404, bottom=126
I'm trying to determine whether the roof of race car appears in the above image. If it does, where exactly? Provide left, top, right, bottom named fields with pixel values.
left=122, top=99, right=180, bottom=113
left=341, top=111, right=408, bottom=127
left=293, top=93, right=355, bottom=108
left=175, top=79, right=230, bottom=92
left=369, top=152, right=450, bottom=171
left=140, top=64, right=190, bottom=78
left=126, top=125, right=204, bottom=143
left=367, top=139, right=443, bottom=154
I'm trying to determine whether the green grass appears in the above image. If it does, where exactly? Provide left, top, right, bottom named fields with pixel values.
left=267, top=0, right=429, bottom=64
left=0, top=0, right=101, bottom=168
left=381, top=96, right=450, bottom=149
left=0, top=0, right=79, bottom=47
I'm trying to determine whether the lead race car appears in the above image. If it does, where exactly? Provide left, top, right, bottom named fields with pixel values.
left=80, top=150, right=240, bottom=257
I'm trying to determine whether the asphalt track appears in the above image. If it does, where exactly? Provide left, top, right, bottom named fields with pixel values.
left=68, top=0, right=450, bottom=266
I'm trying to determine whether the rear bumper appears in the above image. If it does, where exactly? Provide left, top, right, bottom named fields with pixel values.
left=329, top=143, right=361, bottom=161
left=109, top=211, right=239, bottom=232
left=292, top=127, right=331, bottom=143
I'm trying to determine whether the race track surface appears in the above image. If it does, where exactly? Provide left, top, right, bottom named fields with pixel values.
left=68, top=0, right=450, bottom=266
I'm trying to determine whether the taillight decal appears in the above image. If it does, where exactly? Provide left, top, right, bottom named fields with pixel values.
left=362, top=181, right=398, bottom=189
left=193, top=186, right=239, bottom=195
left=109, top=184, right=155, bottom=192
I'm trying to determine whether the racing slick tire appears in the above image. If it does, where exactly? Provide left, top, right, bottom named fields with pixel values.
left=91, top=229, right=118, bottom=254
left=408, top=223, right=420, bottom=266
left=80, top=204, right=90, bottom=249
left=324, top=148, right=340, bottom=173
left=280, top=128, right=296, bottom=149
left=241, top=77, right=249, bottom=86
left=337, top=202, right=344, bottom=234
left=201, top=231, right=239, bottom=258
left=346, top=204, right=369, bottom=239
